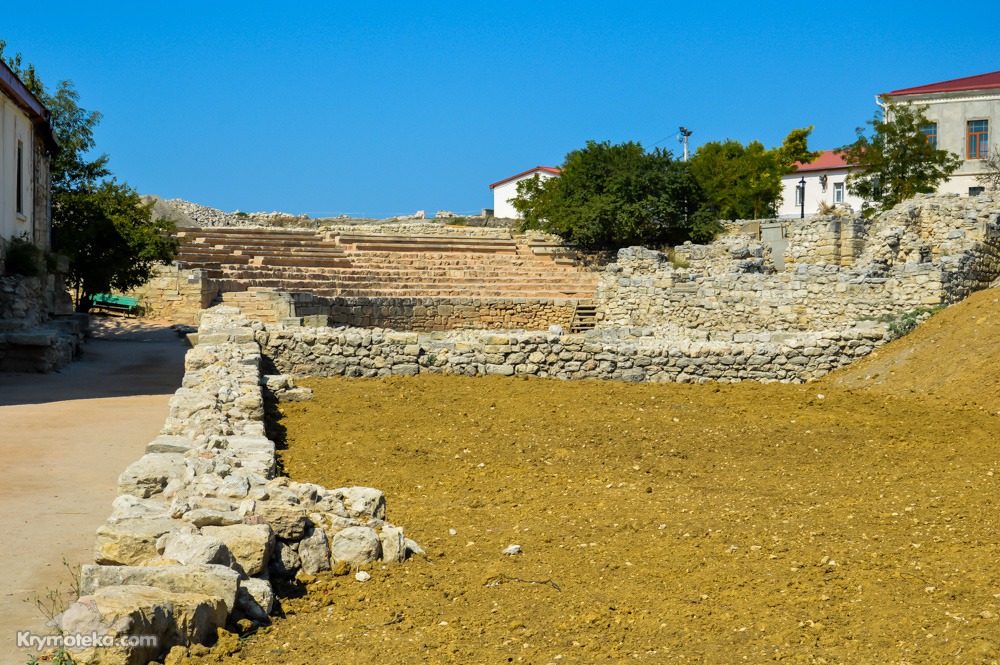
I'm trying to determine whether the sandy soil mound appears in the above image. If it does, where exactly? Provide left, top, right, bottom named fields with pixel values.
left=832, top=286, right=1000, bottom=413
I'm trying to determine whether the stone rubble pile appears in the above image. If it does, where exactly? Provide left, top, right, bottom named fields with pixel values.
left=59, top=307, right=419, bottom=664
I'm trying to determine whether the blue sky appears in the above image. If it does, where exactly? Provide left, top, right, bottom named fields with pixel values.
left=3, top=2, right=995, bottom=217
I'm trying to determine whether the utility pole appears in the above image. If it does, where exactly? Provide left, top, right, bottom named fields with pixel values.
left=678, top=126, right=693, bottom=162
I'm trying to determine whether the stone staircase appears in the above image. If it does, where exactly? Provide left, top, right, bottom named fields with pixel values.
left=174, top=228, right=599, bottom=300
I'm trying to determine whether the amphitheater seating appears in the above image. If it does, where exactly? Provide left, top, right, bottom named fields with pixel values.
left=173, top=228, right=599, bottom=300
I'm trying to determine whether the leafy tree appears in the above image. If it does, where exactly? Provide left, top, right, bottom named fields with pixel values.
left=512, top=140, right=719, bottom=251
left=1, top=40, right=176, bottom=310
left=688, top=127, right=819, bottom=220
left=836, top=102, right=961, bottom=217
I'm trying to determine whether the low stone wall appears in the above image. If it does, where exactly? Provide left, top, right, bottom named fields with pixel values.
left=60, top=307, right=419, bottom=663
left=259, top=322, right=890, bottom=384
left=0, top=275, right=84, bottom=372
left=294, top=295, right=578, bottom=331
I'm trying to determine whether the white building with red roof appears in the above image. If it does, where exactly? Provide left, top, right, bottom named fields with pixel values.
left=778, top=150, right=863, bottom=218
left=884, top=69, right=1000, bottom=196
left=489, top=166, right=561, bottom=219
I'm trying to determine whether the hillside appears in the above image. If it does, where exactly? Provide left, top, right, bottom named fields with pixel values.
left=832, top=286, right=1000, bottom=413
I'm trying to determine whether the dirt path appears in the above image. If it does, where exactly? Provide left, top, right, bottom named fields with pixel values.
left=0, top=317, right=186, bottom=665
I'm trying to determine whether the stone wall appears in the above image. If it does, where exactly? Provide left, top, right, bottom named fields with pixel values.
left=0, top=275, right=83, bottom=372
left=259, top=321, right=889, bottom=385
left=597, top=194, right=1000, bottom=332
left=60, top=308, right=420, bottom=663
left=127, top=265, right=218, bottom=325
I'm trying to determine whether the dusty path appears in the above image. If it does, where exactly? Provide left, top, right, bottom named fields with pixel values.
left=0, top=317, right=186, bottom=664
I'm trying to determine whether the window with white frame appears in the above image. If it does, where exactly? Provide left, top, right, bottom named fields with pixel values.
left=794, top=183, right=803, bottom=206
left=833, top=182, right=844, bottom=204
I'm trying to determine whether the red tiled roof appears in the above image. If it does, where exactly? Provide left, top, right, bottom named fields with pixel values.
left=885, top=70, right=1000, bottom=97
left=489, top=166, right=562, bottom=190
left=792, top=150, right=852, bottom=173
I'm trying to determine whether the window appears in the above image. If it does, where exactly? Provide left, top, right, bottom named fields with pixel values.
left=920, top=123, right=938, bottom=149
left=969, top=186, right=985, bottom=196
left=16, top=141, right=23, bottom=214
left=833, top=182, right=844, bottom=204
left=968, top=120, right=989, bottom=160
left=794, top=183, right=804, bottom=206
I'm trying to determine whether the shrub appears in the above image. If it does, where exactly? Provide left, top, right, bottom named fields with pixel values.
left=3, top=233, right=43, bottom=277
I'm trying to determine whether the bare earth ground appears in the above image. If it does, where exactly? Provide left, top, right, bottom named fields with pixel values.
left=0, top=317, right=186, bottom=665
left=182, top=288, right=1000, bottom=665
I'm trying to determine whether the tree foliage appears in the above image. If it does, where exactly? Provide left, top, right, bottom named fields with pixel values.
left=687, top=127, right=819, bottom=220
left=512, top=141, right=719, bottom=251
left=977, top=143, right=1000, bottom=192
left=1, top=40, right=176, bottom=310
left=836, top=102, right=961, bottom=217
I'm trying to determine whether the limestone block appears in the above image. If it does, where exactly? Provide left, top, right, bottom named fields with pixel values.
left=118, top=453, right=187, bottom=499
left=330, top=526, right=382, bottom=566
left=254, top=500, right=308, bottom=539
left=95, top=518, right=184, bottom=566
left=235, top=577, right=274, bottom=622
left=379, top=525, right=406, bottom=563
left=158, top=532, right=238, bottom=570
left=200, top=524, right=274, bottom=576
left=78, top=564, right=240, bottom=614
left=332, top=487, right=386, bottom=520
left=60, top=585, right=226, bottom=664
left=298, top=524, right=332, bottom=574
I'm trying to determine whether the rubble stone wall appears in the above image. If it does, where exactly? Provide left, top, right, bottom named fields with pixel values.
left=597, top=194, right=1000, bottom=332
left=0, top=275, right=83, bottom=372
left=61, top=307, right=419, bottom=663
left=127, top=265, right=218, bottom=325
left=259, top=322, right=890, bottom=385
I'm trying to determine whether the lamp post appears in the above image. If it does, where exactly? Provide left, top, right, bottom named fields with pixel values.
left=798, top=177, right=806, bottom=219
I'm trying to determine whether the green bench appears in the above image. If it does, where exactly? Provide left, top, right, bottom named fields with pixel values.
left=91, top=293, right=141, bottom=317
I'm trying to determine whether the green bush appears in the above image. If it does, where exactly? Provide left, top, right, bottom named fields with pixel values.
left=879, top=306, right=943, bottom=339
left=3, top=233, right=43, bottom=277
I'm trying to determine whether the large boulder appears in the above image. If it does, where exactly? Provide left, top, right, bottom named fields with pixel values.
left=200, top=524, right=274, bottom=576
left=158, top=532, right=237, bottom=570
left=297, top=524, right=331, bottom=575
left=94, top=519, right=183, bottom=566
left=78, top=564, right=240, bottom=614
left=379, top=525, right=406, bottom=563
left=332, top=487, right=386, bottom=520
left=254, top=501, right=308, bottom=539
left=234, top=577, right=274, bottom=623
left=118, top=454, right=187, bottom=499
left=329, top=526, right=382, bottom=566
left=60, top=585, right=226, bottom=664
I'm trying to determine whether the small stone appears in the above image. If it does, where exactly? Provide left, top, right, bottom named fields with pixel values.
left=355, top=571, right=371, bottom=582
left=502, top=544, right=522, bottom=556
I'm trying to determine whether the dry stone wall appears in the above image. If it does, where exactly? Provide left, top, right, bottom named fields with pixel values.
left=259, top=322, right=889, bottom=384
left=597, top=194, right=1000, bottom=332
left=60, top=307, right=420, bottom=664
left=127, top=265, right=217, bottom=325
left=0, top=275, right=84, bottom=372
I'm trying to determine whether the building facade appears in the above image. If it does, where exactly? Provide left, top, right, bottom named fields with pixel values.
left=0, top=59, right=55, bottom=258
left=778, top=151, right=865, bottom=218
left=885, top=70, right=999, bottom=196
left=489, top=166, right=561, bottom=219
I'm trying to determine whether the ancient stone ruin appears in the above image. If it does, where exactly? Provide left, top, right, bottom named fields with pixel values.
left=51, top=193, right=1000, bottom=661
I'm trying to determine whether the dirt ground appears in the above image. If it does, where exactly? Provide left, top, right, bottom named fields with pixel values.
left=182, top=289, right=998, bottom=664
left=0, top=316, right=187, bottom=665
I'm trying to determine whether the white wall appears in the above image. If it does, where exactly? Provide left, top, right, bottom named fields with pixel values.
left=778, top=168, right=863, bottom=218
left=0, top=93, right=34, bottom=244
left=492, top=171, right=557, bottom=219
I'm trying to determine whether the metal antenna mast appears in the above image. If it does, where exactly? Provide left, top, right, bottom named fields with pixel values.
left=678, top=126, right=693, bottom=161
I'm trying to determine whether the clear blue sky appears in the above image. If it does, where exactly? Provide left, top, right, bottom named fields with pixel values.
left=4, top=2, right=995, bottom=217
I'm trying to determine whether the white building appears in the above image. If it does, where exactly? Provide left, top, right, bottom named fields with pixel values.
left=778, top=151, right=863, bottom=218
left=0, top=59, right=54, bottom=256
left=489, top=166, right=561, bottom=219
left=884, top=70, right=999, bottom=196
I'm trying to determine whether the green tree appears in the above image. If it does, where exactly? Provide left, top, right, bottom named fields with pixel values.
left=512, top=140, right=719, bottom=251
left=688, top=127, right=819, bottom=220
left=836, top=102, right=961, bottom=217
left=1, top=40, right=176, bottom=310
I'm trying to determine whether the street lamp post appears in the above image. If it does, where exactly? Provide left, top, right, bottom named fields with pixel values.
left=798, top=177, right=806, bottom=219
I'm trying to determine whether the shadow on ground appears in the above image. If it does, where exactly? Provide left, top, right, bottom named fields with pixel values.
left=0, top=315, right=189, bottom=406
